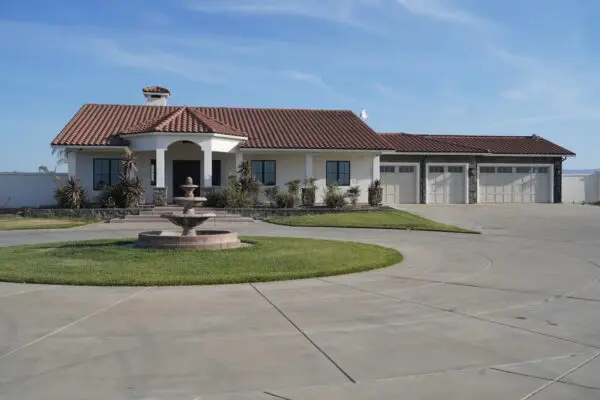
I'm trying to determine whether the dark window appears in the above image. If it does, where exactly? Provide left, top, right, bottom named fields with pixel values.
left=516, top=167, right=532, bottom=173
left=326, top=161, right=351, bottom=186
left=380, top=166, right=395, bottom=173
left=93, top=158, right=121, bottom=190
left=398, top=166, right=415, bottom=173
left=429, top=166, right=444, bottom=173
left=480, top=167, right=495, bottom=173
left=212, top=160, right=222, bottom=186
left=251, top=160, right=276, bottom=186
left=537, top=167, right=549, bottom=174
left=497, top=167, right=513, bottom=173
left=448, top=166, right=463, bottom=173
left=150, top=159, right=156, bottom=186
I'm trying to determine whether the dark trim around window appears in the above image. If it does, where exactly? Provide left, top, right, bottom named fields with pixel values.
left=93, top=158, right=121, bottom=190
left=251, top=160, right=276, bottom=186
left=326, top=161, right=351, bottom=186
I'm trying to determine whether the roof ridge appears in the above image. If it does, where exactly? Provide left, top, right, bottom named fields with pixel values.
left=153, top=107, right=188, bottom=131
left=122, top=107, right=183, bottom=134
left=186, top=107, right=247, bottom=136
left=83, top=103, right=353, bottom=112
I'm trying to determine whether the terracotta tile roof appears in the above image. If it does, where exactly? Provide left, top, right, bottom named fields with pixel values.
left=380, top=133, right=575, bottom=156
left=122, top=107, right=246, bottom=137
left=142, top=86, right=170, bottom=94
left=52, top=104, right=391, bottom=150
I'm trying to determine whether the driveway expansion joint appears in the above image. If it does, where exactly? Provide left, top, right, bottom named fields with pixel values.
left=249, top=283, right=356, bottom=384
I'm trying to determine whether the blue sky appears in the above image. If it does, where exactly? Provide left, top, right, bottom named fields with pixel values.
left=0, top=0, right=597, bottom=171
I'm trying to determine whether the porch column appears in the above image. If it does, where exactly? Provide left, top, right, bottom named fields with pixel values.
left=305, top=153, right=313, bottom=180
left=203, top=144, right=213, bottom=189
left=235, top=152, right=243, bottom=177
left=373, top=155, right=380, bottom=181
left=156, top=148, right=166, bottom=187
left=153, top=148, right=167, bottom=206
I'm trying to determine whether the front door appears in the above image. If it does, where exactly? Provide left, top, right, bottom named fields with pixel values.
left=172, top=160, right=201, bottom=197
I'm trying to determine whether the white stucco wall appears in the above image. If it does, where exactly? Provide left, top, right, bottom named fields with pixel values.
left=562, top=173, right=600, bottom=203
left=0, top=172, right=67, bottom=208
left=243, top=152, right=375, bottom=204
left=70, top=148, right=377, bottom=204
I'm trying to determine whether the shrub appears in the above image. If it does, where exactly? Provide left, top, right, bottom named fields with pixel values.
left=275, top=192, right=296, bottom=208
left=264, top=186, right=280, bottom=207
left=368, top=179, right=383, bottom=207
left=54, top=177, right=88, bottom=209
left=224, top=175, right=246, bottom=208
left=204, top=190, right=227, bottom=208
left=346, top=185, right=361, bottom=207
left=98, top=174, right=144, bottom=209
left=302, top=178, right=317, bottom=207
left=324, top=185, right=346, bottom=208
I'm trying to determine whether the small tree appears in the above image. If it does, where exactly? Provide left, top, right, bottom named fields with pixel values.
left=302, top=178, right=317, bottom=207
left=368, top=179, right=383, bottom=207
left=238, top=161, right=261, bottom=205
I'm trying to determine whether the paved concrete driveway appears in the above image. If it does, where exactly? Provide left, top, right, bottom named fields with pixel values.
left=1, top=205, right=600, bottom=399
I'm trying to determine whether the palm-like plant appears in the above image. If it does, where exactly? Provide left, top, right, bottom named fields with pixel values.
left=54, top=177, right=88, bottom=209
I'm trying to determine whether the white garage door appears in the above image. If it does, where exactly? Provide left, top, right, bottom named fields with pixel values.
left=479, top=166, right=551, bottom=203
left=380, top=165, right=418, bottom=204
left=427, top=165, right=466, bottom=204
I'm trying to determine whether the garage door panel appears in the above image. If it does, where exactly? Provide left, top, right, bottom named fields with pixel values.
left=427, top=165, right=466, bottom=204
left=381, top=165, right=418, bottom=204
left=479, top=165, right=550, bottom=204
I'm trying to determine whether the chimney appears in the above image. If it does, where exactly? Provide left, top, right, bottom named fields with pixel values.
left=142, top=86, right=171, bottom=106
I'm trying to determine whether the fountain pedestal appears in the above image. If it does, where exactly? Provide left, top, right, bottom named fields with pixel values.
left=136, top=177, right=241, bottom=249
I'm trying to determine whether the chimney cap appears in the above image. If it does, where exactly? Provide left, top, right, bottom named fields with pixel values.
left=142, top=86, right=171, bottom=95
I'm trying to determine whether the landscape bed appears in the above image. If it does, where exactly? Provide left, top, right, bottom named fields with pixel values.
left=0, top=236, right=402, bottom=286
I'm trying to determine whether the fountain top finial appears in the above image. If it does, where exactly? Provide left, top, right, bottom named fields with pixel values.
left=185, top=176, right=193, bottom=185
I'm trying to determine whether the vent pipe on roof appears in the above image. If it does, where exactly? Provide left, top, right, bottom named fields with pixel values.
left=142, top=86, right=171, bottom=106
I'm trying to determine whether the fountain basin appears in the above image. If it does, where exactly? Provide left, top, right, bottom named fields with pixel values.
left=137, top=230, right=242, bottom=249
left=161, top=212, right=216, bottom=236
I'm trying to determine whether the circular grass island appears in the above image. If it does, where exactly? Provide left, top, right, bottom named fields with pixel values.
left=0, top=236, right=402, bottom=286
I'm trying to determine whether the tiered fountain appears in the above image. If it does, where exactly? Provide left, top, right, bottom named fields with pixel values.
left=137, top=177, right=241, bottom=249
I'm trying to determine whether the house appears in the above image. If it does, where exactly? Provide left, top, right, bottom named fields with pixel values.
left=51, top=86, right=575, bottom=205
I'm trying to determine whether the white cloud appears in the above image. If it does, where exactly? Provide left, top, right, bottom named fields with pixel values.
left=284, top=70, right=329, bottom=88
left=396, top=0, right=489, bottom=28
left=187, top=0, right=385, bottom=32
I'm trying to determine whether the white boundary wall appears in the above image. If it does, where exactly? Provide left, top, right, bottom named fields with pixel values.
left=562, top=172, right=600, bottom=204
left=0, top=172, right=67, bottom=208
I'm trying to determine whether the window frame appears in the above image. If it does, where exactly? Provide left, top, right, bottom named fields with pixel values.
left=326, top=161, right=351, bottom=186
left=448, top=166, right=464, bottom=173
left=251, top=160, right=276, bottom=186
left=93, top=158, right=121, bottom=190
left=380, top=165, right=395, bottom=173
left=429, top=166, right=444, bottom=173
left=497, top=167, right=513, bottom=174
left=480, top=167, right=495, bottom=174
left=397, top=166, right=415, bottom=173
left=516, top=167, right=532, bottom=174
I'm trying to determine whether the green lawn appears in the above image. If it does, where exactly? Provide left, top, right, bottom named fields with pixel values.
left=0, top=217, right=95, bottom=231
left=0, top=236, right=402, bottom=286
left=266, top=211, right=478, bottom=234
